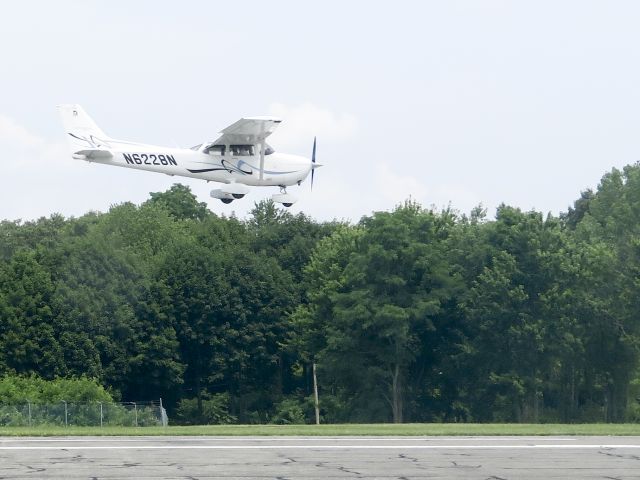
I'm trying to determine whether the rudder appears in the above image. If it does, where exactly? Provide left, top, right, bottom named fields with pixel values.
left=57, top=104, right=111, bottom=155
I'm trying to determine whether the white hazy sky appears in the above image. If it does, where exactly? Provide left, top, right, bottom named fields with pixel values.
left=2, top=1, right=640, bottom=222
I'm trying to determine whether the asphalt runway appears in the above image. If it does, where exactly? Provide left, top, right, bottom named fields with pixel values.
left=1, top=435, right=639, bottom=479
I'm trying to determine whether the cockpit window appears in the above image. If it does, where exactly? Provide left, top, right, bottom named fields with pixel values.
left=264, top=144, right=275, bottom=155
left=206, top=144, right=226, bottom=156
left=230, top=145, right=255, bottom=156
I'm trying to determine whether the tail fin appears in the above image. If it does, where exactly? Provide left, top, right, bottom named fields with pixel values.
left=57, top=104, right=113, bottom=158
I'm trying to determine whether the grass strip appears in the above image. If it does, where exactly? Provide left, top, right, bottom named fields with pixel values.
left=0, top=423, right=640, bottom=437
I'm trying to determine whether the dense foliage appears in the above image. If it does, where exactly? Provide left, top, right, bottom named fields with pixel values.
left=0, top=376, right=113, bottom=403
left=2, top=167, right=640, bottom=423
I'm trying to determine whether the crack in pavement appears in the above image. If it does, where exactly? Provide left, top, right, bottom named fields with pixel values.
left=23, top=464, right=46, bottom=473
left=276, top=452, right=298, bottom=465
left=315, top=460, right=361, bottom=477
left=598, top=450, right=640, bottom=461
left=451, top=460, right=481, bottom=469
left=338, top=464, right=362, bottom=476
left=398, top=453, right=419, bottom=463
left=397, top=452, right=431, bottom=471
left=49, top=454, right=87, bottom=465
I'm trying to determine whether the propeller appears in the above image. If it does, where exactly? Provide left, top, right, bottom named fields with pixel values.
left=311, top=137, right=317, bottom=191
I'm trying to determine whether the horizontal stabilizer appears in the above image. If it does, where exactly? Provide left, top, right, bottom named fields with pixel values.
left=73, top=149, right=113, bottom=160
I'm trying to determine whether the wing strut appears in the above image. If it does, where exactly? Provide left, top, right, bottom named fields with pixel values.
left=258, top=122, right=266, bottom=181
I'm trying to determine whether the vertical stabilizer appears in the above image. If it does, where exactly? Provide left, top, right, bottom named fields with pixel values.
left=57, top=104, right=112, bottom=156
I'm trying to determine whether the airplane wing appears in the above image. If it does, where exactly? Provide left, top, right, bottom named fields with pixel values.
left=211, top=117, right=282, bottom=146
left=211, top=117, right=282, bottom=180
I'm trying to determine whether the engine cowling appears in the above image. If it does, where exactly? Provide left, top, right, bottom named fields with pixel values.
left=271, top=192, right=298, bottom=207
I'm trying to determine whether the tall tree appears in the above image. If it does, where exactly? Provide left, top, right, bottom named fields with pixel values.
left=300, top=203, right=460, bottom=422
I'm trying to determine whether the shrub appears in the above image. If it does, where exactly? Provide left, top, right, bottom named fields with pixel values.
left=270, top=395, right=314, bottom=424
left=176, top=392, right=236, bottom=425
left=0, top=375, right=113, bottom=403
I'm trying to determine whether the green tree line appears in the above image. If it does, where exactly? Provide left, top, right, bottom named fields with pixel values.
left=2, top=164, right=640, bottom=424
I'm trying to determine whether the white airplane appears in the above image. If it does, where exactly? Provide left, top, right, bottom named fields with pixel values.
left=57, top=104, right=319, bottom=207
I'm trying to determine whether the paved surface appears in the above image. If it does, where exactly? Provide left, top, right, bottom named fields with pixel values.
left=1, top=435, right=640, bottom=479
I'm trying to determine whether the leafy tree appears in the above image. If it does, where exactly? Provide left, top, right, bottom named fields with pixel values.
left=300, top=202, right=460, bottom=422
left=562, top=189, right=594, bottom=230
left=0, top=250, right=63, bottom=377
left=147, top=184, right=210, bottom=221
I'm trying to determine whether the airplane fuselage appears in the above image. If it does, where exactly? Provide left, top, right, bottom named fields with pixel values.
left=80, top=138, right=312, bottom=187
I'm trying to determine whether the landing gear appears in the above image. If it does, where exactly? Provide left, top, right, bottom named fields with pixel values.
left=210, top=184, right=249, bottom=203
left=272, top=187, right=298, bottom=208
left=279, top=187, right=292, bottom=207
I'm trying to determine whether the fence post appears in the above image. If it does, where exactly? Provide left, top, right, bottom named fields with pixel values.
left=313, top=362, right=320, bottom=425
left=134, top=402, right=138, bottom=427
left=159, top=398, right=163, bottom=427
left=27, top=401, right=31, bottom=427
left=63, top=401, right=68, bottom=427
left=99, top=402, right=103, bottom=428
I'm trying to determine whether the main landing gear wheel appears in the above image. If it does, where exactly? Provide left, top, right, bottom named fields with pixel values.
left=232, top=193, right=245, bottom=199
left=272, top=187, right=297, bottom=207
left=278, top=187, right=293, bottom=207
left=221, top=198, right=233, bottom=204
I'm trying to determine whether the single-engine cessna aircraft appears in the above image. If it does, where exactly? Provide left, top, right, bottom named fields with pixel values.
left=57, top=104, right=320, bottom=207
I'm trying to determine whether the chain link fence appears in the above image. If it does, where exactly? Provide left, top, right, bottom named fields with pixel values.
left=0, top=400, right=168, bottom=427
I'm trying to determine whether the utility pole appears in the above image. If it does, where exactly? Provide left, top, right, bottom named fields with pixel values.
left=312, top=362, right=320, bottom=425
